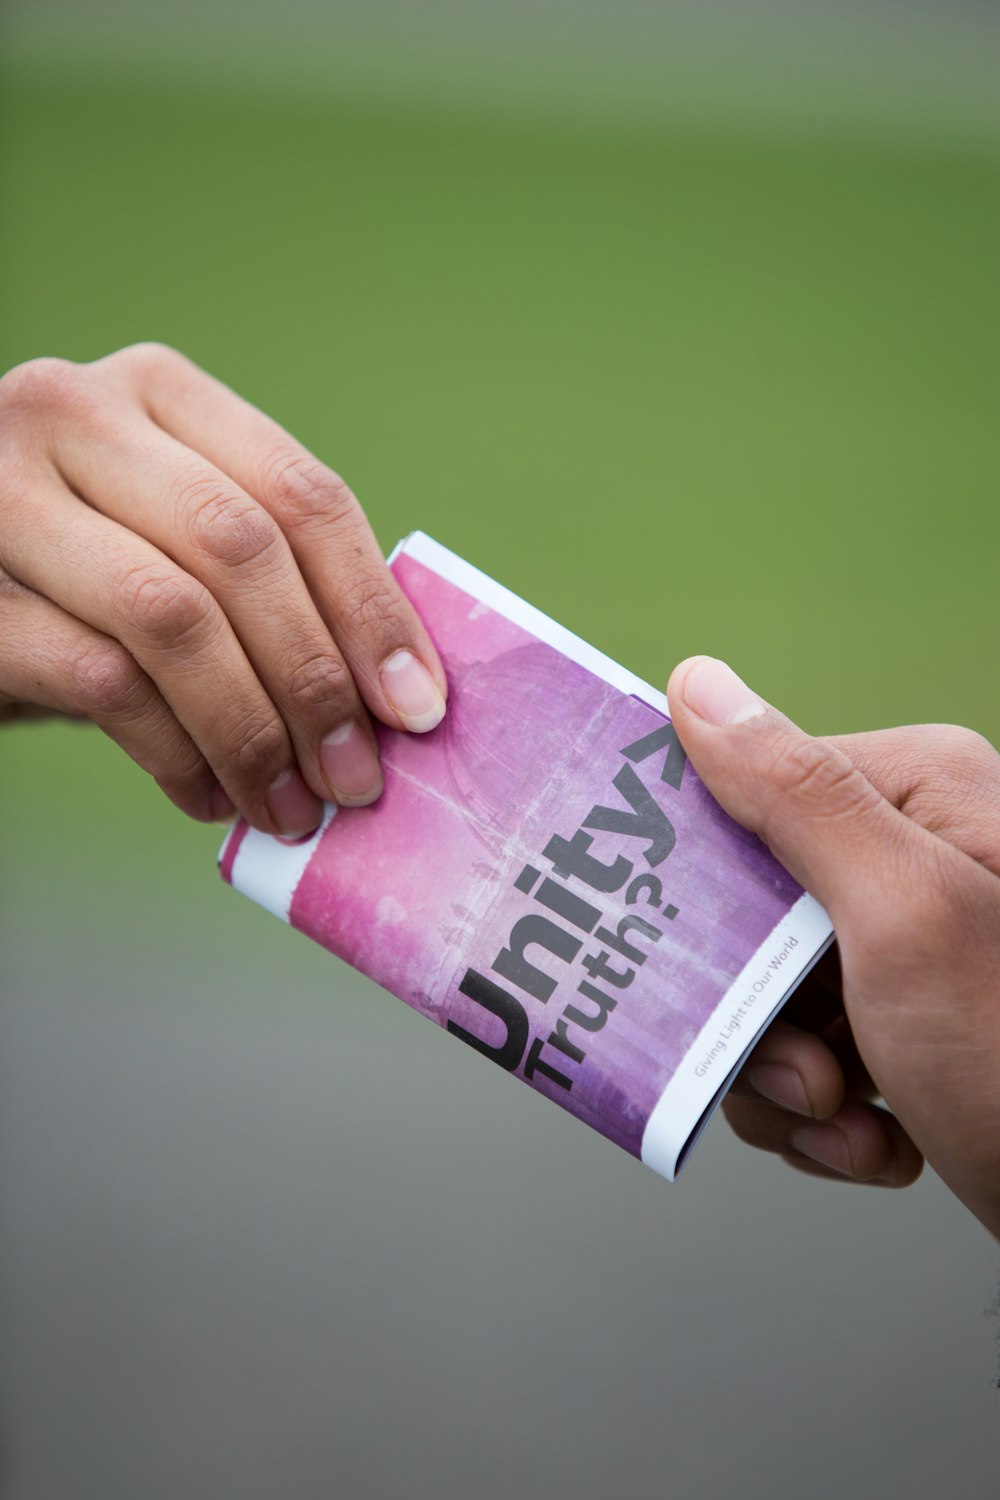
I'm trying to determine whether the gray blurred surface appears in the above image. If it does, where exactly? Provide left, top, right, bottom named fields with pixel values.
left=1, top=754, right=998, bottom=1499
left=5, top=0, right=999, bottom=145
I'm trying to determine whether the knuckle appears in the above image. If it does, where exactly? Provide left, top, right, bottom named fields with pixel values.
left=156, top=743, right=213, bottom=793
left=96, top=342, right=190, bottom=399
left=262, top=447, right=358, bottom=533
left=228, top=713, right=288, bottom=781
left=286, top=651, right=354, bottom=716
left=337, top=570, right=396, bottom=639
left=929, top=724, right=1000, bottom=782
left=120, top=563, right=214, bottom=647
left=0, top=356, right=87, bottom=418
left=70, top=641, right=145, bottom=717
left=891, top=725, right=1000, bottom=838
left=115, top=340, right=185, bottom=375
left=0, top=567, right=27, bottom=603
left=773, top=736, right=871, bottom=820
left=186, top=483, right=282, bottom=571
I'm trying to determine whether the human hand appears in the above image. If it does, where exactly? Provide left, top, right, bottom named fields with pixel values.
left=0, top=345, right=446, bottom=834
left=666, top=656, right=1000, bottom=1239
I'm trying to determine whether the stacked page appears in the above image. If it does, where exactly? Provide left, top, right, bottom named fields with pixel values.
left=220, top=533, right=833, bottom=1179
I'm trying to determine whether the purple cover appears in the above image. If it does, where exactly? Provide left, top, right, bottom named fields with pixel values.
left=225, top=553, right=803, bottom=1162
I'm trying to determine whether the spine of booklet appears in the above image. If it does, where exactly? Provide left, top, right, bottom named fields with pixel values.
left=220, top=533, right=833, bottom=1180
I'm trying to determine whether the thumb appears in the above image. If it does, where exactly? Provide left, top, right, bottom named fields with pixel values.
left=666, top=656, right=924, bottom=921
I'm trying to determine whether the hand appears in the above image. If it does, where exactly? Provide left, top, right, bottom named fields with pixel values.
left=0, top=345, right=447, bottom=834
left=666, top=656, right=1000, bottom=1240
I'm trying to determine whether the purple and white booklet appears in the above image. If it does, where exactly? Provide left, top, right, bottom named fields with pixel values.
left=220, top=533, right=833, bottom=1179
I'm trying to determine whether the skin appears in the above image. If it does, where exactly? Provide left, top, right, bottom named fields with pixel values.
left=0, top=345, right=448, bottom=835
left=667, top=656, right=1000, bottom=1240
left=5, top=352, right=995, bottom=1233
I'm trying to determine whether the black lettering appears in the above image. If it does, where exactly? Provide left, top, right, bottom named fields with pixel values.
left=566, top=980, right=618, bottom=1032
left=594, top=913, right=661, bottom=966
left=583, top=764, right=676, bottom=867
left=524, top=1036, right=573, bottom=1090
left=581, top=950, right=635, bottom=989
left=448, top=969, right=529, bottom=1071
left=534, top=877, right=601, bottom=934
left=549, top=1018, right=587, bottom=1064
left=493, top=914, right=582, bottom=1003
left=625, top=873, right=663, bottom=908
left=620, top=720, right=687, bottom=789
left=542, top=829, right=633, bottom=893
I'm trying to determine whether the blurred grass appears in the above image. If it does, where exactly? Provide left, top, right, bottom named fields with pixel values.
left=1, top=57, right=997, bottom=910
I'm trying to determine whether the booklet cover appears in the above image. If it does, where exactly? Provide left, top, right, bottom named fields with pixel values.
left=220, top=533, right=833, bottom=1179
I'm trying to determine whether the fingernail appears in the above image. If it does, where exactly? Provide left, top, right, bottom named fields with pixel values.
left=380, top=649, right=446, bottom=732
left=266, top=768, right=323, bottom=837
left=791, top=1123, right=853, bottom=1176
left=320, top=722, right=383, bottom=806
left=746, top=1063, right=813, bottom=1116
left=210, top=783, right=237, bottom=823
left=682, top=657, right=765, bottom=727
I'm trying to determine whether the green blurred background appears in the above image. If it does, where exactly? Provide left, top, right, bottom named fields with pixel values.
left=1, top=4, right=998, bottom=1497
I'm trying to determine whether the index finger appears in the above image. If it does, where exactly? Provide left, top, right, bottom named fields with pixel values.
left=826, top=726, right=1000, bottom=877
left=105, top=344, right=448, bottom=734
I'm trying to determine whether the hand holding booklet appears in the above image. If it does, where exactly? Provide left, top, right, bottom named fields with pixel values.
left=220, top=534, right=833, bottom=1180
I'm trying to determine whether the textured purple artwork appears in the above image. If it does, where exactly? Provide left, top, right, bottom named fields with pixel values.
left=278, top=553, right=803, bottom=1160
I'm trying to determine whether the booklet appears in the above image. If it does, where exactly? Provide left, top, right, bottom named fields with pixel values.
left=219, top=533, right=833, bottom=1180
